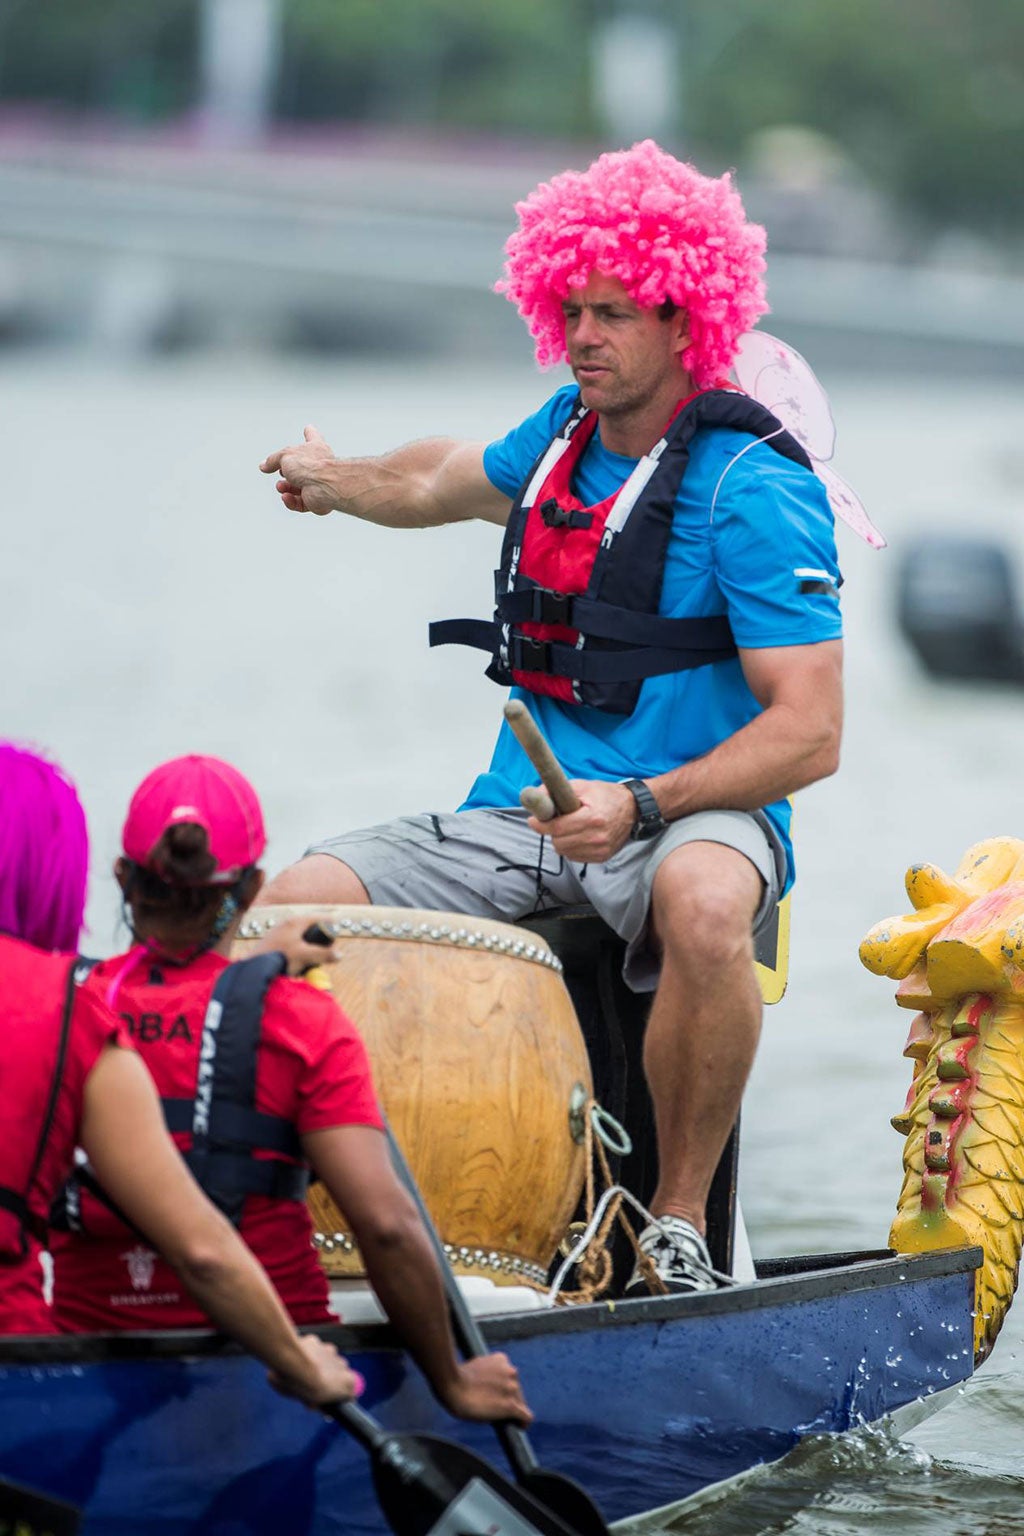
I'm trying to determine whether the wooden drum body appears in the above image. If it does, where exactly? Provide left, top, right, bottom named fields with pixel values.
left=233, top=905, right=592, bottom=1287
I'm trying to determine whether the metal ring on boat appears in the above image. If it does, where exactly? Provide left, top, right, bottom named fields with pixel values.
left=590, top=1103, right=632, bottom=1157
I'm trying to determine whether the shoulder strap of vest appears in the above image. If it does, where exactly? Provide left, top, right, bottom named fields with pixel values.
left=429, top=396, right=594, bottom=658
left=184, top=952, right=309, bottom=1226
left=681, top=389, right=813, bottom=471
left=2, top=958, right=85, bottom=1257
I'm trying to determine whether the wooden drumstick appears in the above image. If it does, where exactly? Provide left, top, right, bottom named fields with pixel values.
left=519, top=784, right=557, bottom=822
left=503, top=700, right=581, bottom=818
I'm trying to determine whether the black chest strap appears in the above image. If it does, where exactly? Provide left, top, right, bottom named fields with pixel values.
left=183, top=952, right=309, bottom=1226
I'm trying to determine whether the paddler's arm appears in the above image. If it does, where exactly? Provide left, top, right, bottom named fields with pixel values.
left=79, top=1044, right=359, bottom=1409
left=302, top=1124, right=532, bottom=1426
left=528, top=639, right=843, bottom=862
left=259, top=426, right=512, bottom=528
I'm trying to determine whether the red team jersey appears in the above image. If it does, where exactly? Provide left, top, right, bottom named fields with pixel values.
left=0, top=934, right=124, bottom=1334
left=52, top=950, right=383, bottom=1331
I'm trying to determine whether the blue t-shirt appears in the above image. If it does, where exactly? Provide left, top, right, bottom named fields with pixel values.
left=461, top=384, right=843, bottom=891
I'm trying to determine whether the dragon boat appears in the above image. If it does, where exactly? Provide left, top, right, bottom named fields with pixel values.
left=3, top=846, right=1023, bottom=1535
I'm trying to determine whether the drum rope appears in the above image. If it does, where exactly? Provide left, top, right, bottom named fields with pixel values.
left=548, top=1098, right=737, bottom=1303
left=548, top=1097, right=665, bottom=1305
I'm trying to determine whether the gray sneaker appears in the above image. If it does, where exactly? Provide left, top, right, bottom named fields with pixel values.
left=624, top=1216, right=718, bottom=1296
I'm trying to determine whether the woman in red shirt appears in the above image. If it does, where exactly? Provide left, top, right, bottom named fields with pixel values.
left=0, top=742, right=359, bottom=1414
left=50, top=752, right=528, bottom=1427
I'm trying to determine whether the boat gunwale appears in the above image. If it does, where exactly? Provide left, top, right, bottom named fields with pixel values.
left=0, top=1245, right=981, bottom=1364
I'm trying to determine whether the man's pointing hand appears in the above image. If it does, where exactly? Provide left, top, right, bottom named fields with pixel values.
left=260, top=425, right=339, bottom=516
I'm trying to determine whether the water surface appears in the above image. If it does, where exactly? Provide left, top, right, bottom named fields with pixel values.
left=4, top=348, right=1024, bottom=1533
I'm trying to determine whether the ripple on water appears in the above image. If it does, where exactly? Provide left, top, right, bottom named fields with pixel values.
left=621, top=1413, right=1024, bottom=1536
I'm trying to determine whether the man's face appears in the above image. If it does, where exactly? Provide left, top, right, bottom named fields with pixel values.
left=560, top=272, right=691, bottom=417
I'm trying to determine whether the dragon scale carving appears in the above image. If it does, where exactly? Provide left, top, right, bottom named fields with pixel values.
left=861, top=837, right=1024, bottom=1361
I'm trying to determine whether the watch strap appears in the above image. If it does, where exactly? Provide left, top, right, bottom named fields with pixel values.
left=621, top=779, right=666, bottom=840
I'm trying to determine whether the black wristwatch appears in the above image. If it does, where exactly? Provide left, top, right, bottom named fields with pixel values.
left=621, top=779, right=667, bottom=841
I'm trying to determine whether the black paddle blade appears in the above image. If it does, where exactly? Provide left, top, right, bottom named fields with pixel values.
left=517, top=1469, right=609, bottom=1536
left=0, top=1474, right=82, bottom=1534
left=369, top=1431, right=588, bottom=1536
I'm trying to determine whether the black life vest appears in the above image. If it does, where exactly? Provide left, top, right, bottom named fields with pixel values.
left=430, top=387, right=813, bottom=715
left=52, top=952, right=309, bottom=1234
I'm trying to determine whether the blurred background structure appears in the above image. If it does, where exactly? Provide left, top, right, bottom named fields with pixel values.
left=1, top=0, right=1023, bottom=366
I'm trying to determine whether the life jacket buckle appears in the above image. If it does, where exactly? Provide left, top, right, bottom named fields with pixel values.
left=539, top=498, right=592, bottom=531
left=533, top=588, right=574, bottom=626
left=511, top=633, right=552, bottom=673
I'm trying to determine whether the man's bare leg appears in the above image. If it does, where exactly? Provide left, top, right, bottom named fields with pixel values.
left=256, top=855, right=371, bottom=907
left=643, top=840, right=764, bottom=1236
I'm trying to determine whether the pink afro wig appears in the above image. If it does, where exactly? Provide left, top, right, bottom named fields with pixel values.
left=0, top=743, right=89, bottom=953
left=497, top=140, right=768, bottom=388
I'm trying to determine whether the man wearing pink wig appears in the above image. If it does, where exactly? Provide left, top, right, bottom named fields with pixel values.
left=259, top=141, right=843, bottom=1296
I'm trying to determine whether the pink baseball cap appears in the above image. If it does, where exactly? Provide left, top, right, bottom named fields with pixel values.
left=122, top=755, right=266, bottom=884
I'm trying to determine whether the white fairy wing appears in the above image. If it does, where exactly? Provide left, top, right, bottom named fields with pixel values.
left=731, top=331, right=837, bottom=462
left=732, top=329, right=885, bottom=549
left=814, top=461, right=887, bottom=550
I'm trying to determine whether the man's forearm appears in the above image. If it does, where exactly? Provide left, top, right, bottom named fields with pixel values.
left=649, top=701, right=841, bottom=821
left=318, top=438, right=465, bottom=528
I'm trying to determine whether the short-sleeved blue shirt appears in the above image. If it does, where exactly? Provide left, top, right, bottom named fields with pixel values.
left=461, top=384, right=843, bottom=891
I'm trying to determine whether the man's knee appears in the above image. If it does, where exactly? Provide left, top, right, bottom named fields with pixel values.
left=651, top=844, right=762, bottom=970
left=256, top=854, right=370, bottom=907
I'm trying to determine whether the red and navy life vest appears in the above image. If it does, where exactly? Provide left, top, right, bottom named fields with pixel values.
left=0, top=954, right=86, bottom=1262
left=430, top=388, right=813, bottom=715
left=52, top=952, right=310, bottom=1235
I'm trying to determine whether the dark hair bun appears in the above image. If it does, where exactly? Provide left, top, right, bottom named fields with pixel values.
left=149, top=823, right=218, bottom=887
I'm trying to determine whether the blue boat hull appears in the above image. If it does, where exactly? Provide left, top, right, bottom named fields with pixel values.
left=0, top=1249, right=978, bottom=1533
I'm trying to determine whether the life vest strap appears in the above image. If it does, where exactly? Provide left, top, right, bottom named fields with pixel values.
left=0, top=1189, right=48, bottom=1259
left=496, top=588, right=738, bottom=651
left=430, top=603, right=736, bottom=659
left=508, top=632, right=737, bottom=684
left=181, top=1148, right=310, bottom=1204
left=161, top=1096, right=303, bottom=1158
left=188, top=951, right=300, bottom=1226
left=428, top=618, right=496, bottom=651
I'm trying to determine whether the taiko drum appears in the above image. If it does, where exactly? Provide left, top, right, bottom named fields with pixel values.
left=233, top=904, right=592, bottom=1287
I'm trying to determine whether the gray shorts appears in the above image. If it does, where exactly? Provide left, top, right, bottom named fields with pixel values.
left=306, top=806, right=785, bottom=993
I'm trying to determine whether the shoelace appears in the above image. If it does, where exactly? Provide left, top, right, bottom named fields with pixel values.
left=547, top=1186, right=738, bottom=1303
left=639, top=1219, right=731, bottom=1289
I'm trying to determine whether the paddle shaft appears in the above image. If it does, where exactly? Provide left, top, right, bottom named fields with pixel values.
left=503, top=701, right=580, bottom=816
left=384, top=1127, right=542, bottom=1476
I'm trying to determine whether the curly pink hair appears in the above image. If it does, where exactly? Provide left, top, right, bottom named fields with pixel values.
left=497, top=140, right=768, bottom=389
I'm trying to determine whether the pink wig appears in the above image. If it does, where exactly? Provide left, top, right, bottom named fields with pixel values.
left=0, top=743, right=89, bottom=953
left=497, top=140, right=768, bottom=388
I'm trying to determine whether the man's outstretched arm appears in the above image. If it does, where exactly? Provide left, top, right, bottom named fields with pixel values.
left=260, top=426, right=511, bottom=528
